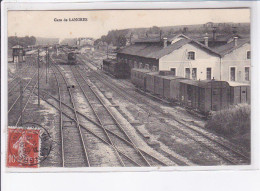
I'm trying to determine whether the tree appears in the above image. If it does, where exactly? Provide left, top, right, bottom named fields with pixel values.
left=117, top=35, right=127, bottom=47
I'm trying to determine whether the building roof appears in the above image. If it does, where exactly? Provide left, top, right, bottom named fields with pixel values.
left=132, top=33, right=191, bottom=44
left=118, top=35, right=221, bottom=59
left=191, top=34, right=242, bottom=43
left=118, top=44, right=163, bottom=58
left=213, top=38, right=250, bottom=56
left=133, top=36, right=161, bottom=43
left=151, top=38, right=191, bottom=59
left=12, top=45, right=23, bottom=49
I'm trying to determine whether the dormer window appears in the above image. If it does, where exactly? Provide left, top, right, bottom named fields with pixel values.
left=247, top=51, right=251, bottom=59
left=188, top=51, right=195, bottom=60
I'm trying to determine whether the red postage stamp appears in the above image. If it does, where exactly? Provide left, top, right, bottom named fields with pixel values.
left=7, top=128, right=40, bottom=168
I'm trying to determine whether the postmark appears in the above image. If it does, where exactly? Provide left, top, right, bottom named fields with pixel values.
left=7, top=122, right=52, bottom=168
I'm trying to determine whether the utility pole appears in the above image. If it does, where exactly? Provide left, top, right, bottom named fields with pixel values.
left=20, top=78, right=23, bottom=126
left=38, top=49, right=40, bottom=106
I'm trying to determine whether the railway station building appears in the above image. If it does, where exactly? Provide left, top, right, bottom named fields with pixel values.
left=213, top=38, right=251, bottom=83
left=117, top=33, right=250, bottom=83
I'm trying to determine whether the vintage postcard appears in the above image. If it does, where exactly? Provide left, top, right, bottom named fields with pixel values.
left=3, top=6, right=253, bottom=170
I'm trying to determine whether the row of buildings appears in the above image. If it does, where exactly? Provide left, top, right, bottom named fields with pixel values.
left=116, top=32, right=250, bottom=84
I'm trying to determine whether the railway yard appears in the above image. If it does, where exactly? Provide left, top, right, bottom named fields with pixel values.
left=7, top=49, right=250, bottom=167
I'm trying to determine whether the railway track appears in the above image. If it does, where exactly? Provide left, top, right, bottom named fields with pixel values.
left=8, top=58, right=31, bottom=86
left=8, top=68, right=44, bottom=126
left=50, top=65, right=90, bottom=167
left=38, top=56, right=177, bottom=167
left=70, top=65, right=171, bottom=167
left=48, top=61, right=148, bottom=166
left=8, top=57, right=36, bottom=95
left=78, top=54, right=250, bottom=165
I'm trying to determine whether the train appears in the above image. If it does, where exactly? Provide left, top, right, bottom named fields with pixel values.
left=102, top=59, right=129, bottom=78
left=131, top=68, right=250, bottom=115
left=68, top=52, right=77, bottom=65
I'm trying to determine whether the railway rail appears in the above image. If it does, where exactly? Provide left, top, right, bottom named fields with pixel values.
left=9, top=51, right=250, bottom=166
left=8, top=57, right=36, bottom=95
left=78, top=54, right=250, bottom=165
left=8, top=68, right=44, bottom=126
left=39, top=56, right=176, bottom=167
left=51, top=65, right=90, bottom=167
left=70, top=65, right=170, bottom=167
left=8, top=59, right=31, bottom=86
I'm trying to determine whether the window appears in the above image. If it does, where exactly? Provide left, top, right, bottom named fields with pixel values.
left=185, top=68, right=191, bottom=79
left=192, top=68, right=197, bottom=80
left=230, top=67, right=236, bottom=81
left=170, top=68, right=176, bottom=76
left=247, top=51, right=251, bottom=59
left=245, top=67, right=250, bottom=81
left=206, top=68, right=212, bottom=80
left=187, top=51, right=195, bottom=60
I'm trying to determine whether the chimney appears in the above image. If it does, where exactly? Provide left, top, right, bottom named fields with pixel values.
left=204, top=33, right=209, bottom=47
left=233, top=36, right=238, bottom=47
left=160, top=30, right=162, bottom=40
left=212, top=27, right=217, bottom=41
left=163, top=37, right=168, bottom=48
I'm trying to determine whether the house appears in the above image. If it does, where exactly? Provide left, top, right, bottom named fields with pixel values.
left=117, top=34, right=221, bottom=80
left=214, top=37, right=251, bottom=83
left=116, top=33, right=250, bottom=83
left=157, top=38, right=221, bottom=80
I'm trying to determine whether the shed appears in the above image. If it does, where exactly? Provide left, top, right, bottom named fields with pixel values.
left=12, top=45, right=25, bottom=63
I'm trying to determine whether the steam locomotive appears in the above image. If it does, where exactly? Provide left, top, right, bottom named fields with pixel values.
left=68, top=52, right=77, bottom=65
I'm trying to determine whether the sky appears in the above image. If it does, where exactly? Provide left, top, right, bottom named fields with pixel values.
left=8, top=9, right=250, bottom=39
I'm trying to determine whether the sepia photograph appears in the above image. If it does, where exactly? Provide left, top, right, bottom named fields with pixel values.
left=5, top=8, right=251, bottom=169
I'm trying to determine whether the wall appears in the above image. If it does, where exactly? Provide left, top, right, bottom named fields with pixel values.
left=159, top=43, right=221, bottom=80
left=117, top=53, right=159, bottom=71
left=220, top=43, right=251, bottom=83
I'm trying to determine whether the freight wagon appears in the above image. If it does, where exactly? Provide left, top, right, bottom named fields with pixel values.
left=103, top=59, right=128, bottom=78
left=146, top=72, right=159, bottom=94
left=228, top=81, right=251, bottom=105
left=179, top=80, right=230, bottom=114
left=131, top=68, right=251, bottom=115
left=161, top=76, right=187, bottom=101
left=131, top=68, right=150, bottom=90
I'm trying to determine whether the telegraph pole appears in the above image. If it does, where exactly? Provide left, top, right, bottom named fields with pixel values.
left=38, top=49, right=40, bottom=106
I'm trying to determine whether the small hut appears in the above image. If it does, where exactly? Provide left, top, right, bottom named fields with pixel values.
left=12, top=45, right=25, bottom=63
